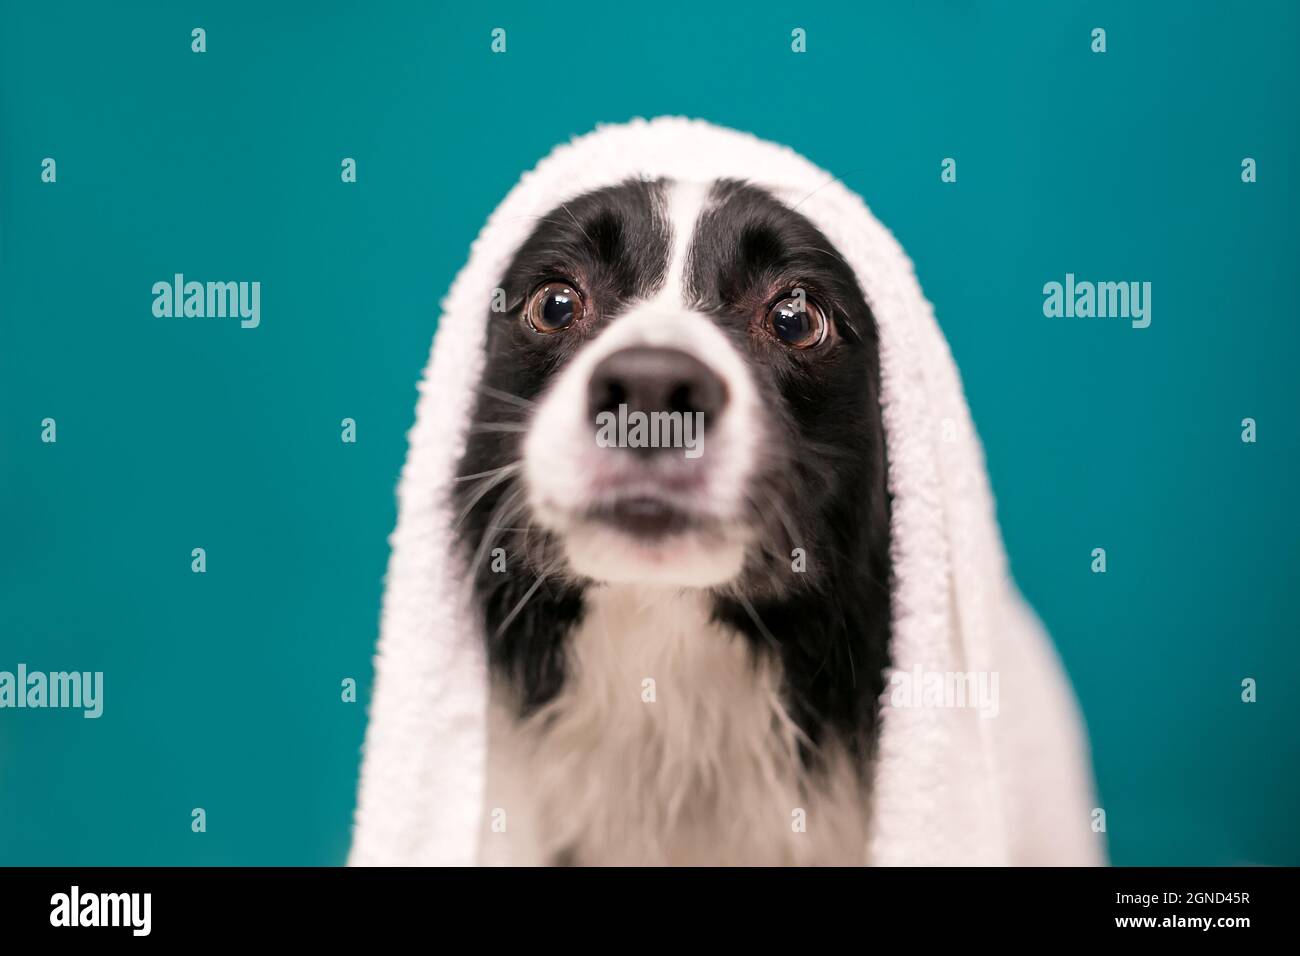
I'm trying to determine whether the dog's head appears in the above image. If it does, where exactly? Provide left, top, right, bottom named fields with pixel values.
left=457, top=177, right=889, bottom=601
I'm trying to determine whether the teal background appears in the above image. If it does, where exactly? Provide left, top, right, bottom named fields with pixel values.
left=1, top=0, right=1296, bottom=865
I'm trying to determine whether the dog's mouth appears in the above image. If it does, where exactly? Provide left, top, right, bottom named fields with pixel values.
left=533, top=489, right=751, bottom=587
left=584, top=494, right=705, bottom=541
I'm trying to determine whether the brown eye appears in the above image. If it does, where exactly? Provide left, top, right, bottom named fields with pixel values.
left=765, top=294, right=828, bottom=349
left=524, top=281, right=584, bottom=333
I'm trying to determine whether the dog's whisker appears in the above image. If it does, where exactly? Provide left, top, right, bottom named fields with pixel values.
left=756, top=486, right=801, bottom=551
left=784, top=162, right=876, bottom=214
left=454, top=462, right=522, bottom=483
left=559, top=202, right=594, bottom=247
left=493, top=574, right=548, bottom=641
left=455, top=464, right=520, bottom=530
left=789, top=244, right=853, bottom=268
left=735, top=594, right=780, bottom=651
left=468, top=422, right=529, bottom=434
left=761, top=439, right=859, bottom=466
left=500, top=214, right=576, bottom=230
left=470, top=485, right=526, bottom=576
left=478, top=384, right=536, bottom=409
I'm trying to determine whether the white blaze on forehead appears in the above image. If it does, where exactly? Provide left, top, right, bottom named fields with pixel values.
left=655, top=179, right=713, bottom=309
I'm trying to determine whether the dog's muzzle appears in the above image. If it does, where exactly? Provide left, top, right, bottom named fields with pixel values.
left=523, top=309, right=760, bottom=586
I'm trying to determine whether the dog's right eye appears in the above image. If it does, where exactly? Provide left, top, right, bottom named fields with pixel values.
left=765, top=293, right=829, bottom=349
left=524, top=282, right=584, bottom=334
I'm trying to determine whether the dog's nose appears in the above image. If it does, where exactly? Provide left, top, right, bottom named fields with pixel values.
left=587, top=346, right=728, bottom=435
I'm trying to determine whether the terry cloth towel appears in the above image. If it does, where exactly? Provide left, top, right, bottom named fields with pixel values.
left=350, top=117, right=1105, bottom=866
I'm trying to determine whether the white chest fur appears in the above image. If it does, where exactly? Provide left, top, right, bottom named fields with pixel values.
left=479, top=585, right=870, bottom=865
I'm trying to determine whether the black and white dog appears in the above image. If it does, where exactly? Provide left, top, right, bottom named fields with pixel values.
left=454, top=178, right=892, bottom=865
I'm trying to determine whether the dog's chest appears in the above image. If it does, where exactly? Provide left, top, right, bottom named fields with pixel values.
left=481, top=586, right=869, bottom=865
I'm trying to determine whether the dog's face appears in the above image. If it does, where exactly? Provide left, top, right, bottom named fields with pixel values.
left=460, top=178, right=886, bottom=596
left=457, top=177, right=891, bottom=740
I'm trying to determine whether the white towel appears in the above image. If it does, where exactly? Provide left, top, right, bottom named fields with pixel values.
left=349, top=117, right=1105, bottom=866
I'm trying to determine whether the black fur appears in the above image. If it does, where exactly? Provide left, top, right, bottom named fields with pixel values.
left=452, top=177, right=892, bottom=765
left=454, top=179, right=670, bottom=710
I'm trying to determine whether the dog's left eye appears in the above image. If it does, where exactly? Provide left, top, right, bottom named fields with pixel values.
left=524, top=282, right=584, bottom=333
left=765, top=295, right=828, bottom=349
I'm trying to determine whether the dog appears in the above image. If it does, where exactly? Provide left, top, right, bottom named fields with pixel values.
left=453, top=177, right=892, bottom=865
